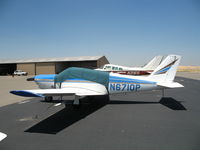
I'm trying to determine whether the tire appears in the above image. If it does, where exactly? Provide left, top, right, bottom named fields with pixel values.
left=45, top=96, right=53, bottom=102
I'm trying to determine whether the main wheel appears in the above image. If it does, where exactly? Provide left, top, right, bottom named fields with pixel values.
left=45, top=96, right=53, bottom=102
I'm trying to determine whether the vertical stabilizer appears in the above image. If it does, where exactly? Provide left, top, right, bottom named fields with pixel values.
left=148, top=55, right=181, bottom=82
left=143, top=55, right=164, bottom=70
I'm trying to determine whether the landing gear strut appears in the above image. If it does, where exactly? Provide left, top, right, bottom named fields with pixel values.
left=162, top=89, right=165, bottom=98
left=72, top=95, right=81, bottom=108
left=73, top=95, right=80, bottom=105
left=64, top=95, right=81, bottom=108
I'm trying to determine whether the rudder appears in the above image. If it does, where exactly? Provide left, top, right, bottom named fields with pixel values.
left=148, top=55, right=181, bottom=82
left=143, top=55, right=164, bottom=70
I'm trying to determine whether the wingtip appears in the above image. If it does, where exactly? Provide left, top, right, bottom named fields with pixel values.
left=10, top=90, right=43, bottom=97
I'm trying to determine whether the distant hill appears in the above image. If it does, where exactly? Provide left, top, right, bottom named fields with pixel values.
left=178, top=66, right=200, bottom=72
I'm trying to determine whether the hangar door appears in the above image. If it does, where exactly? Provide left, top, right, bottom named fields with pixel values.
left=17, top=63, right=35, bottom=75
left=0, top=64, right=16, bottom=75
left=36, top=63, right=55, bottom=74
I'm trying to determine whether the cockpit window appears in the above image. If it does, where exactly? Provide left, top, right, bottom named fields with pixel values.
left=107, top=66, right=111, bottom=69
left=103, top=66, right=111, bottom=70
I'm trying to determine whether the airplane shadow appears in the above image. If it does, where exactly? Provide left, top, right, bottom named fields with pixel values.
left=110, top=97, right=187, bottom=110
left=159, top=97, right=187, bottom=110
left=25, top=96, right=109, bottom=134
left=25, top=97, right=186, bottom=134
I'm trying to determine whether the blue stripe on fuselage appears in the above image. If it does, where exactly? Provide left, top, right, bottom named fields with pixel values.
left=35, top=74, right=56, bottom=80
left=34, top=74, right=155, bottom=85
left=109, top=76, right=156, bottom=84
left=35, top=77, right=95, bottom=83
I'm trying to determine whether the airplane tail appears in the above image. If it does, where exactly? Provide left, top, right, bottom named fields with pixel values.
left=148, top=55, right=183, bottom=88
left=143, top=55, right=164, bottom=70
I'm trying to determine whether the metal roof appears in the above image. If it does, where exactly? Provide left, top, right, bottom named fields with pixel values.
left=0, top=56, right=104, bottom=64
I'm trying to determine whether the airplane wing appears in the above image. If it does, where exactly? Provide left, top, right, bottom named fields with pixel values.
left=10, top=84, right=108, bottom=97
left=157, top=82, right=184, bottom=88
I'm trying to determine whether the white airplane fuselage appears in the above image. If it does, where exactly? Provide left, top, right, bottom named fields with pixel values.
left=10, top=55, right=183, bottom=104
left=34, top=73, right=159, bottom=95
left=96, top=56, right=164, bottom=75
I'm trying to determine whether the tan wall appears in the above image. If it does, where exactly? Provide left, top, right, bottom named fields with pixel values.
left=36, top=63, right=55, bottom=74
left=67, top=61, right=97, bottom=69
left=55, top=61, right=98, bottom=73
left=97, top=56, right=110, bottom=68
left=17, top=63, right=35, bottom=75
left=55, top=62, right=69, bottom=74
left=14, top=56, right=109, bottom=75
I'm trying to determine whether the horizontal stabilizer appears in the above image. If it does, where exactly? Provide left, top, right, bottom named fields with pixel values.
left=157, top=82, right=184, bottom=88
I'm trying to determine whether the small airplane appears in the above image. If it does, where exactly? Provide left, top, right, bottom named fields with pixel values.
left=96, top=55, right=164, bottom=75
left=10, top=55, right=183, bottom=106
left=0, top=132, right=7, bottom=142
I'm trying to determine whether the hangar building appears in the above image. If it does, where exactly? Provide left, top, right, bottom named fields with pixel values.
left=0, top=56, right=109, bottom=75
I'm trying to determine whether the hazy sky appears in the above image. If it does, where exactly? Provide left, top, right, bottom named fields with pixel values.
left=0, top=0, right=199, bottom=66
